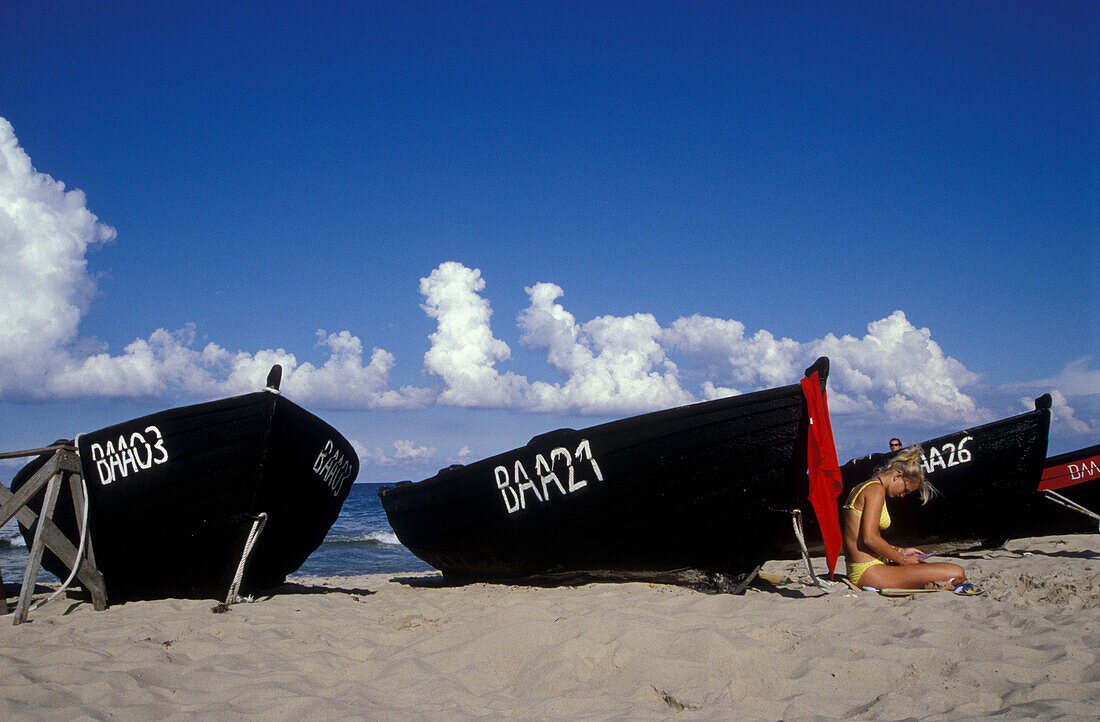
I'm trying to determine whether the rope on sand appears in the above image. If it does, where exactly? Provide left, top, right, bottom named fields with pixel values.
left=788, top=509, right=845, bottom=592
left=789, top=509, right=821, bottom=587
left=225, top=512, right=268, bottom=605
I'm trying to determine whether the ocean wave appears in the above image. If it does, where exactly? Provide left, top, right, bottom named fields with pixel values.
left=325, top=530, right=401, bottom=546
left=1, top=525, right=27, bottom=548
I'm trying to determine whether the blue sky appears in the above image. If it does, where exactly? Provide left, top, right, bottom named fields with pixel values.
left=1, top=1, right=1096, bottom=481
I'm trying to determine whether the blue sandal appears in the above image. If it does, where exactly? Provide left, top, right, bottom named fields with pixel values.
left=952, top=582, right=985, bottom=596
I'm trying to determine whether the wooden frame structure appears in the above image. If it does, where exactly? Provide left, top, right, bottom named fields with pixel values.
left=1, top=445, right=107, bottom=624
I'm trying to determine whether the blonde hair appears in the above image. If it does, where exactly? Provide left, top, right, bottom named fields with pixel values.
left=876, top=445, right=936, bottom=505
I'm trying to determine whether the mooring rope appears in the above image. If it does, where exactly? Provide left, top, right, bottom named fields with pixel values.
left=225, top=512, right=268, bottom=605
left=29, top=475, right=91, bottom=612
left=790, top=508, right=823, bottom=588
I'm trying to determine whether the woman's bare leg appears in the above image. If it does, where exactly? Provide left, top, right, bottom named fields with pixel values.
left=858, top=561, right=966, bottom=590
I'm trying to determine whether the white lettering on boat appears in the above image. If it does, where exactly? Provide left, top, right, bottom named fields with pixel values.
left=1068, top=459, right=1100, bottom=481
left=89, top=425, right=170, bottom=486
left=313, top=440, right=353, bottom=497
left=920, top=436, right=974, bottom=475
left=494, top=439, right=604, bottom=514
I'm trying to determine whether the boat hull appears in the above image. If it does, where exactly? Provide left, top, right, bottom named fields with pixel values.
left=837, top=397, right=1051, bottom=551
left=1018, top=444, right=1100, bottom=536
left=380, top=361, right=829, bottom=583
left=12, top=390, right=357, bottom=601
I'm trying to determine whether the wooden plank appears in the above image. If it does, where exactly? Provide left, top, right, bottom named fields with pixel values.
left=2, top=493, right=107, bottom=600
left=877, top=587, right=943, bottom=596
left=0, top=454, right=60, bottom=528
left=66, top=472, right=107, bottom=611
left=55, top=447, right=81, bottom=474
left=1, top=448, right=109, bottom=619
left=0, top=444, right=70, bottom=460
left=0, top=479, right=109, bottom=613
left=14, top=472, right=63, bottom=624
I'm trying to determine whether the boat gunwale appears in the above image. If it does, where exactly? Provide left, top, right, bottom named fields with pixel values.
left=1044, top=443, right=1100, bottom=469
left=380, top=368, right=822, bottom=503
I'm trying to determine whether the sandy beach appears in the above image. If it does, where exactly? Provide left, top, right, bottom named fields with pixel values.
left=1, top=533, right=1097, bottom=720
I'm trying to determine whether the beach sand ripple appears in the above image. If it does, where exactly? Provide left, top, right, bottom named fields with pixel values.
left=0, top=534, right=1097, bottom=719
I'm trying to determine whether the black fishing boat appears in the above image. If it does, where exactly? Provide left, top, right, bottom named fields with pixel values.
left=834, top=395, right=1052, bottom=552
left=1016, top=443, right=1100, bottom=536
left=379, top=358, right=840, bottom=586
left=9, top=366, right=357, bottom=601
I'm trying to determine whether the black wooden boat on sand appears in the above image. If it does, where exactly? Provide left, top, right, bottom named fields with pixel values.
left=832, top=395, right=1052, bottom=553
left=10, top=366, right=357, bottom=602
left=1017, top=443, right=1100, bottom=537
left=380, top=358, right=840, bottom=588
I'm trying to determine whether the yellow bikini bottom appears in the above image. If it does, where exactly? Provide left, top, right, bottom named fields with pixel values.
left=847, top=558, right=886, bottom=587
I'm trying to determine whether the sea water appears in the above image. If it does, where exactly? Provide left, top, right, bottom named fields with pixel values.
left=0, top=483, right=433, bottom=587
left=289, top=482, right=434, bottom=578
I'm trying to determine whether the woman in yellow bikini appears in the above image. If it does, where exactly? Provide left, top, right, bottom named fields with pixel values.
left=842, top=445, right=970, bottom=591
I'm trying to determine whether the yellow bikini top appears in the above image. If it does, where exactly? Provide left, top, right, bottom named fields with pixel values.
left=842, top=479, right=891, bottom=530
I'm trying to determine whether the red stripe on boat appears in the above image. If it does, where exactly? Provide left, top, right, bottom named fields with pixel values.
left=1039, top=451, right=1100, bottom=492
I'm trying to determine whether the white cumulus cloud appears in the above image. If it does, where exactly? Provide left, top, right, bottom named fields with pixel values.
left=0, top=117, right=429, bottom=408
left=1011, top=357, right=1100, bottom=398
left=662, top=314, right=801, bottom=388
left=1004, top=358, right=1099, bottom=437
left=420, top=261, right=527, bottom=407
left=808, top=311, right=984, bottom=424
left=2, top=118, right=1045, bottom=430
left=355, top=439, right=439, bottom=466
left=1022, top=389, right=1094, bottom=435
left=518, top=282, right=694, bottom=413
left=0, top=117, right=116, bottom=397
left=419, top=268, right=985, bottom=426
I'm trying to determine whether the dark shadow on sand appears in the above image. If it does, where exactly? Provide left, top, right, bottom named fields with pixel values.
left=389, top=573, right=448, bottom=588
left=3, top=581, right=54, bottom=598
left=259, top=581, right=377, bottom=597
left=1, top=583, right=91, bottom=620
left=750, top=581, right=833, bottom=599
left=387, top=568, right=763, bottom=595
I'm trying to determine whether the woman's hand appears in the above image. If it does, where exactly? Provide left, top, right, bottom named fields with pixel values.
left=891, top=547, right=925, bottom=565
